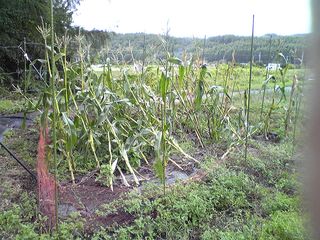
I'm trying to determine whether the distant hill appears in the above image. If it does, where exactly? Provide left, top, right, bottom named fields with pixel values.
left=74, top=29, right=308, bottom=65
left=102, top=32, right=308, bottom=64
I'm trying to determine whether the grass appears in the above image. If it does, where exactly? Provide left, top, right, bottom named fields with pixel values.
left=0, top=87, right=38, bottom=114
left=91, top=63, right=306, bottom=92
left=90, top=140, right=305, bottom=239
left=0, top=99, right=26, bottom=114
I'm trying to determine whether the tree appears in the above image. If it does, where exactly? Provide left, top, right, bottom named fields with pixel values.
left=0, top=0, right=81, bottom=83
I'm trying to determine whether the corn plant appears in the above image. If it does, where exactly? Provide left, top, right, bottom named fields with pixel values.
left=262, top=75, right=278, bottom=138
left=155, top=29, right=171, bottom=194
left=292, top=80, right=303, bottom=150
left=260, top=35, right=273, bottom=120
left=18, top=13, right=306, bottom=197
left=284, top=74, right=298, bottom=134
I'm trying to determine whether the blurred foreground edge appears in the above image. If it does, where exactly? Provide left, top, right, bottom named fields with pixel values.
left=308, top=0, right=320, bottom=239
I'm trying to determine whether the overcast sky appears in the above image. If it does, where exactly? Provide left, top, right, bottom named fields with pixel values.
left=72, top=0, right=311, bottom=37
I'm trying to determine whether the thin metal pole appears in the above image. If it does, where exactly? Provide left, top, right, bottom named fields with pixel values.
left=202, top=35, right=206, bottom=65
left=245, top=15, right=255, bottom=161
left=142, top=33, right=146, bottom=75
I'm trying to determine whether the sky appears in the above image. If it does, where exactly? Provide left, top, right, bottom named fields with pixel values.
left=72, top=0, right=311, bottom=37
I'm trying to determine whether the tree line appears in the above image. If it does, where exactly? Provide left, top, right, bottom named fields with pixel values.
left=106, top=33, right=308, bottom=65
left=0, top=0, right=82, bottom=80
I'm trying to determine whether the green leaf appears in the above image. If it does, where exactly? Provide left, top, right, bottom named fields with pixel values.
left=168, top=57, right=182, bottom=65
left=278, top=52, right=287, bottom=64
left=111, top=159, right=118, bottom=174
left=61, top=112, right=74, bottom=128
left=159, top=72, right=169, bottom=100
left=178, top=65, right=185, bottom=88
left=119, top=143, right=139, bottom=185
left=168, top=137, right=199, bottom=163
left=154, top=131, right=162, bottom=161
left=154, top=158, right=165, bottom=183
left=194, top=79, right=204, bottom=110
left=54, top=53, right=65, bottom=62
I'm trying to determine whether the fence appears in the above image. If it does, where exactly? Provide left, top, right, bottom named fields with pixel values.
left=0, top=40, right=45, bottom=83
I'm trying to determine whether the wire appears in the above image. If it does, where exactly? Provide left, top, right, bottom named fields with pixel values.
left=0, top=45, right=20, bottom=49
left=0, top=141, right=37, bottom=180
left=18, top=46, right=45, bottom=81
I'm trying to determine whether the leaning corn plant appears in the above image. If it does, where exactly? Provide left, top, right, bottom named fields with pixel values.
left=284, top=74, right=298, bottom=134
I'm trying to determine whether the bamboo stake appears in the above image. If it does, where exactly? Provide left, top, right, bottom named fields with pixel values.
left=245, top=15, right=255, bottom=161
left=50, top=0, right=59, bottom=230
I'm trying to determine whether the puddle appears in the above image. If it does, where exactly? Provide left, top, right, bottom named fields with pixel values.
left=166, top=170, right=189, bottom=184
left=58, top=203, right=78, bottom=218
left=136, top=169, right=193, bottom=193
left=0, top=113, right=36, bottom=141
